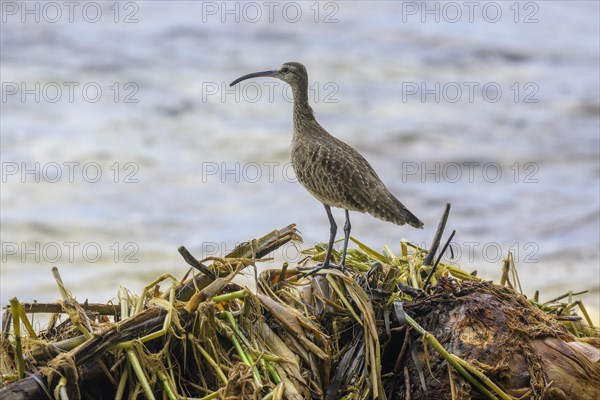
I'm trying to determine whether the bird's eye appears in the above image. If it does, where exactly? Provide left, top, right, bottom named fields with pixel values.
left=281, top=67, right=289, bottom=73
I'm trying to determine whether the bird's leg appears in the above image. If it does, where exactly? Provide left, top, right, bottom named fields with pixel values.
left=338, top=210, right=351, bottom=270
left=303, top=205, right=337, bottom=277
left=322, top=204, right=337, bottom=267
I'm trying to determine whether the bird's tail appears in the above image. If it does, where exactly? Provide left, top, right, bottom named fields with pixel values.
left=399, top=204, right=424, bottom=229
left=371, top=190, right=424, bottom=229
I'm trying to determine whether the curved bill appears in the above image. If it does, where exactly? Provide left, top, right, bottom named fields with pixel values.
left=230, top=70, right=277, bottom=86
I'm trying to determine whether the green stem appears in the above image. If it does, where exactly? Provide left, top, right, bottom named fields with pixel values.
left=189, top=333, right=228, bottom=384
left=157, top=370, right=178, bottom=400
left=199, top=392, right=220, bottom=400
left=451, top=355, right=515, bottom=400
left=212, top=290, right=248, bottom=303
left=127, top=348, right=156, bottom=400
left=9, top=298, right=25, bottom=380
left=230, top=334, right=262, bottom=386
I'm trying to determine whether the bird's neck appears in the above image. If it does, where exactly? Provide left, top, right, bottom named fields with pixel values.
left=291, top=82, right=317, bottom=133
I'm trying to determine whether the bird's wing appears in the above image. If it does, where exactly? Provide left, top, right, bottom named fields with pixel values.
left=332, top=138, right=384, bottom=209
left=333, top=137, right=423, bottom=228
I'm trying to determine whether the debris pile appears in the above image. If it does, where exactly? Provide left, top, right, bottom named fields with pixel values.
left=1, top=222, right=598, bottom=400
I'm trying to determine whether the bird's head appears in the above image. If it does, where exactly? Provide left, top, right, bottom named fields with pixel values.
left=230, top=62, right=308, bottom=87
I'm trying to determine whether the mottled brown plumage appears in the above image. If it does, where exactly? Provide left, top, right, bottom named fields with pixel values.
left=231, top=62, right=423, bottom=268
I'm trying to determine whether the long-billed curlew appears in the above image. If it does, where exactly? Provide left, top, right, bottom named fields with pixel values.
left=230, top=62, right=423, bottom=271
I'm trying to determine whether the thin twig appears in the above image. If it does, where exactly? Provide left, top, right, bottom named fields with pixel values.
left=394, top=327, right=410, bottom=373
left=404, top=366, right=412, bottom=400
left=423, top=230, right=456, bottom=292
left=422, top=203, right=451, bottom=267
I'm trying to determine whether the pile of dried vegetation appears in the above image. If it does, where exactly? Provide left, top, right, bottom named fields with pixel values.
left=2, top=208, right=599, bottom=400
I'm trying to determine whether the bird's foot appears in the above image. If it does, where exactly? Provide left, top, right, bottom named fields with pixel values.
left=302, top=261, right=346, bottom=278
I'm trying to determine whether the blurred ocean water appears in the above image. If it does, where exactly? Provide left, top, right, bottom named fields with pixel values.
left=1, top=1, right=598, bottom=320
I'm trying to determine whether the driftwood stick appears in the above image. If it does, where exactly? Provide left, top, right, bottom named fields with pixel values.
left=422, top=203, right=451, bottom=267
left=16, top=303, right=119, bottom=316
left=178, top=246, right=217, bottom=280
